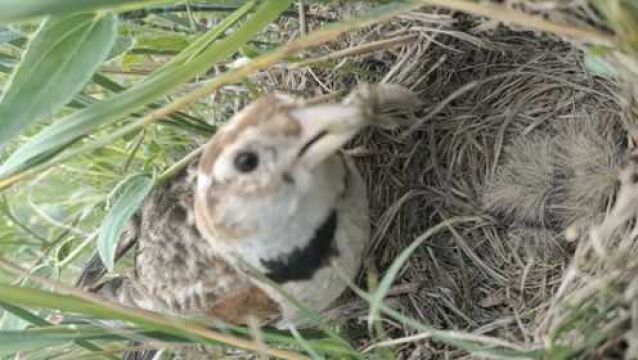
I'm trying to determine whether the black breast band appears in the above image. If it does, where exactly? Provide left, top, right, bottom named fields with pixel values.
left=261, top=210, right=339, bottom=284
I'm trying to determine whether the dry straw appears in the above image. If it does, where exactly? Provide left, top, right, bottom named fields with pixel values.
left=239, top=1, right=637, bottom=357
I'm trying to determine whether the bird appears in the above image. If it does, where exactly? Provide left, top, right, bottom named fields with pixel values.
left=77, top=83, right=416, bottom=330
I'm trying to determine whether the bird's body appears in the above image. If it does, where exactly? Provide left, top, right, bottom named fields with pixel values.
left=76, top=85, right=416, bottom=328
left=193, top=94, right=371, bottom=326
left=88, top=167, right=280, bottom=324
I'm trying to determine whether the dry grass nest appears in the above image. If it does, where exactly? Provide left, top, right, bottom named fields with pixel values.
left=205, top=2, right=638, bottom=359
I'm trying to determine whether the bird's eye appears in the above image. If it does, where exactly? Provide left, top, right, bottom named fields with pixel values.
left=234, top=151, right=259, bottom=173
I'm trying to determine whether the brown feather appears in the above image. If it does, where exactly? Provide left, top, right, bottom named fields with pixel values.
left=210, top=286, right=280, bottom=325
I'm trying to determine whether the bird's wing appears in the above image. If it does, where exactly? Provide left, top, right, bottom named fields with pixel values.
left=76, top=160, right=196, bottom=291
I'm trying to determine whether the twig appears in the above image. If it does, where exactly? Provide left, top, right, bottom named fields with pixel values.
left=121, top=4, right=333, bottom=22
left=419, top=0, right=616, bottom=47
left=298, top=1, right=307, bottom=36
left=290, top=34, right=418, bottom=69
left=121, top=4, right=239, bottom=19
left=156, top=145, right=204, bottom=185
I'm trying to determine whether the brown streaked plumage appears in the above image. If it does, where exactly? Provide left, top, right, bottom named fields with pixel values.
left=80, top=164, right=279, bottom=325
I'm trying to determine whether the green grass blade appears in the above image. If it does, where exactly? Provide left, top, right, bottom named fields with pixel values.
left=0, top=0, right=172, bottom=24
left=367, top=217, right=481, bottom=330
left=0, top=302, right=114, bottom=358
left=0, top=13, right=117, bottom=146
left=0, top=327, right=123, bottom=354
left=336, top=267, right=543, bottom=359
left=0, top=0, right=291, bottom=178
left=289, top=326, right=325, bottom=360
left=0, top=331, right=70, bottom=354
left=169, top=0, right=256, bottom=65
left=240, top=263, right=359, bottom=357
left=98, top=174, right=152, bottom=271
left=0, top=301, right=49, bottom=327
left=0, top=284, right=307, bottom=359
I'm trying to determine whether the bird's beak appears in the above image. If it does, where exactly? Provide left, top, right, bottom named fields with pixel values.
left=291, top=104, right=366, bottom=168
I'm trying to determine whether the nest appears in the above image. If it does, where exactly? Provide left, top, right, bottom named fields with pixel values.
left=204, top=3, right=638, bottom=358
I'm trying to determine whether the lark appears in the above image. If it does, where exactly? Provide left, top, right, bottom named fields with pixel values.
left=78, top=84, right=416, bottom=328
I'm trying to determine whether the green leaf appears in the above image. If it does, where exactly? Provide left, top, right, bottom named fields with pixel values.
left=0, top=27, right=22, bottom=44
left=0, top=0, right=172, bottom=24
left=106, top=35, right=134, bottom=60
left=0, top=12, right=118, bottom=146
left=0, top=302, right=48, bottom=327
left=0, top=311, right=29, bottom=331
left=98, top=174, right=152, bottom=271
left=0, top=0, right=290, bottom=178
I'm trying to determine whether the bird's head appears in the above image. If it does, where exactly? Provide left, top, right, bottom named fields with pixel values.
left=197, top=93, right=367, bottom=192
left=193, top=84, right=417, bottom=272
left=194, top=93, right=369, bottom=248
